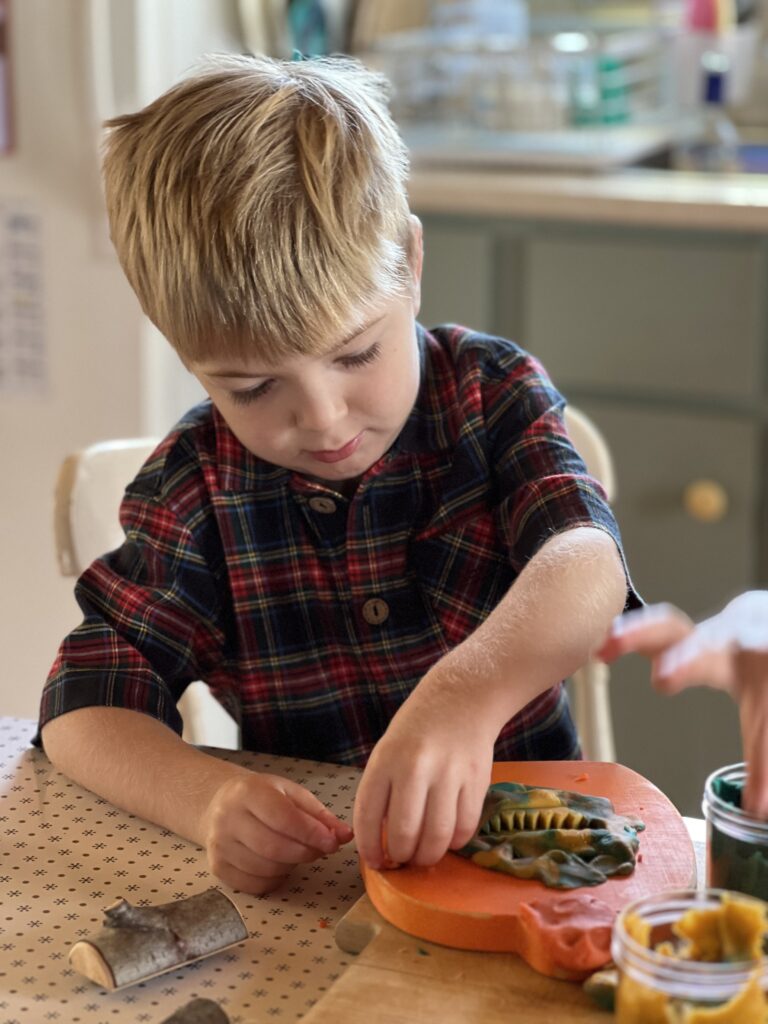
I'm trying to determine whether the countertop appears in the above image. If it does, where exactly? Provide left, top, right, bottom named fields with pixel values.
left=408, top=166, right=768, bottom=233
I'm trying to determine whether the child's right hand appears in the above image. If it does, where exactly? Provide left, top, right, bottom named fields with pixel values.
left=202, top=771, right=354, bottom=894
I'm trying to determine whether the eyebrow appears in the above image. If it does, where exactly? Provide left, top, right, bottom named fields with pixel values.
left=203, top=315, right=387, bottom=380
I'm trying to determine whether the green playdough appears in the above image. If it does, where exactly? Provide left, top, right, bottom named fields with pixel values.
left=709, top=776, right=768, bottom=900
left=457, top=782, right=644, bottom=889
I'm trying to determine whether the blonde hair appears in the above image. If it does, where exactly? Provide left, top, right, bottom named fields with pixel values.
left=102, top=53, right=412, bottom=364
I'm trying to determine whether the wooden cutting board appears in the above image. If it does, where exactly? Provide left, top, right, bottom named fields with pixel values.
left=361, top=761, right=696, bottom=979
left=301, top=893, right=610, bottom=1023
left=301, top=762, right=696, bottom=1021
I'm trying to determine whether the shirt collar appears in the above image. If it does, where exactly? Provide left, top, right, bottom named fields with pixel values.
left=390, top=324, right=457, bottom=456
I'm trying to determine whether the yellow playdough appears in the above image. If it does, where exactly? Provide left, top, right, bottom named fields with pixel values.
left=616, top=894, right=768, bottom=1024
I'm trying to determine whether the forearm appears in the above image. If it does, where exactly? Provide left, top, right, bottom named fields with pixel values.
left=41, top=706, right=249, bottom=846
left=415, top=527, right=627, bottom=729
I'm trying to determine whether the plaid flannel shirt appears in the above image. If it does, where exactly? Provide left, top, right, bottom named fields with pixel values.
left=38, top=325, right=635, bottom=765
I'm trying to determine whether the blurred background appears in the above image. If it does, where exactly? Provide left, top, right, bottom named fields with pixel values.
left=1, top=0, right=767, bottom=814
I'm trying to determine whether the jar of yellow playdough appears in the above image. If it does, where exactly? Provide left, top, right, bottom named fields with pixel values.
left=703, top=762, right=768, bottom=899
left=611, top=889, right=768, bottom=1023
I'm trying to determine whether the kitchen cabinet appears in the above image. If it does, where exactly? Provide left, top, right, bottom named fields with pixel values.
left=416, top=210, right=768, bottom=815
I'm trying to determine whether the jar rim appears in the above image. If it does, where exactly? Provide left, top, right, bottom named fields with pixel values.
left=703, top=762, right=768, bottom=841
left=612, top=888, right=768, bottom=1000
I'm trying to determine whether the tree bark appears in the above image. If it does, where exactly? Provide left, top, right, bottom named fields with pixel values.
left=69, top=888, right=247, bottom=989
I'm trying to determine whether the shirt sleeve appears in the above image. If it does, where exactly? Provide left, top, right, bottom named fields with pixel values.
left=484, top=345, right=640, bottom=607
left=36, top=484, right=233, bottom=741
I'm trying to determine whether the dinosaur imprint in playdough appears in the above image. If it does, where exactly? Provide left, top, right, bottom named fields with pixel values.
left=617, top=894, right=768, bottom=1023
left=456, top=782, right=644, bottom=888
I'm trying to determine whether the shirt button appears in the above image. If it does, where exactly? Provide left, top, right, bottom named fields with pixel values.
left=308, top=496, right=337, bottom=514
left=362, top=598, right=389, bottom=625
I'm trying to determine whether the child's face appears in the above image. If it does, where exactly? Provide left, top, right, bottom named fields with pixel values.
left=191, top=290, right=422, bottom=484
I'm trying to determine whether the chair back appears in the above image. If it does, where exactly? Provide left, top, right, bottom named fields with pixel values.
left=564, top=405, right=616, bottom=504
left=563, top=406, right=618, bottom=762
left=54, top=439, right=159, bottom=576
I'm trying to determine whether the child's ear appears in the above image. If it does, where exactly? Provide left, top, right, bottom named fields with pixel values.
left=408, top=214, right=424, bottom=314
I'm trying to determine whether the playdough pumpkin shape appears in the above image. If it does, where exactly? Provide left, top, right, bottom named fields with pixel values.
left=457, top=782, right=645, bottom=889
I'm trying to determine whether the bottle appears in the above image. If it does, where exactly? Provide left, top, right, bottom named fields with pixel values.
left=674, top=51, right=742, bottom=171
left=684, top=0, right=736, bottom=33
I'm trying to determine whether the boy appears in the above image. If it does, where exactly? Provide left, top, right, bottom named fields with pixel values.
left=38, top=54, right=632, bottom=894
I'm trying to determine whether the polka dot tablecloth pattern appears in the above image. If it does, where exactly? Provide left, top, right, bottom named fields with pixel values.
left=0, top=718, right=365, bottom=1024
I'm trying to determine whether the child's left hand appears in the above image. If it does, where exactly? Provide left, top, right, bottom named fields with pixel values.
left=353, top=673, right=496, bottom=869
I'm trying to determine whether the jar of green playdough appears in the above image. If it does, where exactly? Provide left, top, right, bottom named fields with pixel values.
left=611, top=889, right=768, bottom=1023
left=703, top=763, right=768, bottom=899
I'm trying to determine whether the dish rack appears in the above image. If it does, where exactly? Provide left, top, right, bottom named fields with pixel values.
left=357, top=11, right=703, bottom=172
left=362, top=25, right=677, bottom=134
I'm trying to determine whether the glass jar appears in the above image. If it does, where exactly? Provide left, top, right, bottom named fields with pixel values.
left=703, top=762, right=768, bottom=900
left=611, top=889, right=768, bottom=1023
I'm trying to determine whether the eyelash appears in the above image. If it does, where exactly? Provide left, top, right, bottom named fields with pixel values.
left=229, top=341, right=381, bottom=406
left=230, top=379, right=276, bottom=406
left=336, top=341, right=381, bottom=369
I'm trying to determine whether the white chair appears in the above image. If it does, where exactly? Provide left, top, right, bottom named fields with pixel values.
left=563, top=406, right=618, bottom=762
left=53, top=439, right=240, bottom=750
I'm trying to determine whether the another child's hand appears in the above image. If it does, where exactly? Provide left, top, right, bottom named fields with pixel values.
left=597, top=592, right=768, bottom=815
left=353, top=684, right=495, bottom=870
left=202, top=772, right=354, bottom=894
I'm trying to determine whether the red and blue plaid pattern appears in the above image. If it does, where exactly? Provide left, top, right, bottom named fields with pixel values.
left=38, top=326, right=634, bottom=765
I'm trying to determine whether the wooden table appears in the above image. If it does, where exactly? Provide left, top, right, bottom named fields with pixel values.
left=0, top=717, right=706, bottom=1022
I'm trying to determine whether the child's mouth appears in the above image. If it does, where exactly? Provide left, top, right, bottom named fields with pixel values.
left=307, top=432, right=364, bottom=464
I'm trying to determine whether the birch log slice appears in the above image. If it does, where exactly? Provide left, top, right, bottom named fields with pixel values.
left=69, top=888, right=248, bottom=989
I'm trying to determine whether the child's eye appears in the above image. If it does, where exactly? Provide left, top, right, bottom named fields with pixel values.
left=336, top=341, right=381, bottom=369
left=230, top=379, right=275, bottom=405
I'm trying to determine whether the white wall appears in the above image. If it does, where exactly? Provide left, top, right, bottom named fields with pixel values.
left=0, top=1, right=144, bottom=718
left=0, top=0, right=244, bottom=720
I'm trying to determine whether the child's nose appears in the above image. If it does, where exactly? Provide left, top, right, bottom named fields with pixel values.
left=294, top=385, right=347, bottom=434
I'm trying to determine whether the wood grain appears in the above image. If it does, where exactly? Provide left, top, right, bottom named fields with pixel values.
left=302, top=895, right=608, bottom=1023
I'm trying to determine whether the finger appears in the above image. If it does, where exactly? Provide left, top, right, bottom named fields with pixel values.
left=411, top=783, right=460, bottom=866
left=248, top=784, right=339, bottom=854
left=285, top=781, right=353, bottom=836
left=383, top=775, right=429, bottom=866
left=230, top=810, right=338, bottom=865
left=353, top=772, right=392, bottom=870
left=652, top=647, right=735, bottom=694
left=743, top=758, right=768, bottom=819
left=737, top=657, right=768, bottom=818
left=597, top=604, right=692, bottom=662
left=449, top=776, right=489, bottom=851
left=741, top=722, right=768, bottom=819
left=211, top=836, right=300, bottom=877
left=211, top=858, right=290, bottom=896
left=330, top=819, right=355, bottom=844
